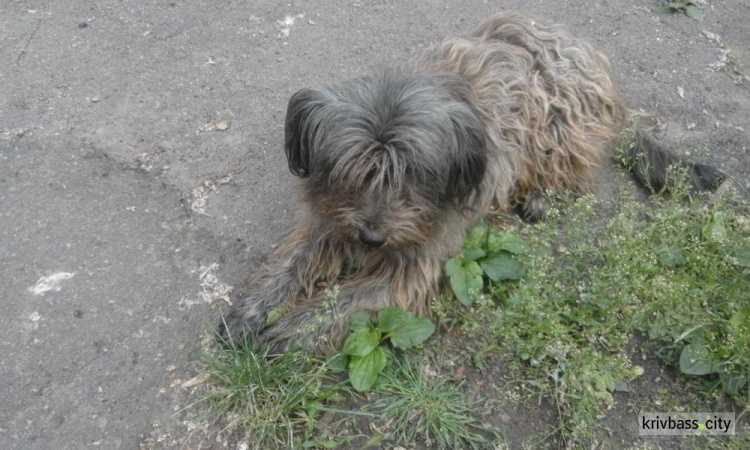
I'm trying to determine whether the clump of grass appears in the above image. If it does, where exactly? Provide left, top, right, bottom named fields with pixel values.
left=203, top=339, right=342, bottom=449
left=370, top=356, right=500, bottom=449
left=450, top=171, right=748, bottom=446
left=203, top=337, right=501, bottom=448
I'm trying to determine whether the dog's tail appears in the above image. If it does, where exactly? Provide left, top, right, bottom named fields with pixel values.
left=618, top=120, right=726, bottom=193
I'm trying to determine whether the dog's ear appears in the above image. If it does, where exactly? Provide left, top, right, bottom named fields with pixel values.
left=446, top=107, right=487, bottom=207
left=285, top=88, right=328, bottom=178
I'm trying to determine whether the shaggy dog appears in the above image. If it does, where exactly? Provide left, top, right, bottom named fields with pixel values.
left=219, top=12, right=722, bottom=352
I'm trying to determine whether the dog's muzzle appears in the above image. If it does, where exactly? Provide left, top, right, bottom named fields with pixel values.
left=358, top=228, right=386, bottom=248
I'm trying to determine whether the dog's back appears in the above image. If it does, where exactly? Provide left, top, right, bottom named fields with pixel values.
left=412, top=12, right=628, bottom=217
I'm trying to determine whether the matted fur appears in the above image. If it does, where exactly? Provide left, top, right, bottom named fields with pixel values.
left=218, top=12, right=638, bottom=353
left=412, top=12, right=627, bottom=213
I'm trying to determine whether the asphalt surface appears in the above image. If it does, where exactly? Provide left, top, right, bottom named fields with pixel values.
left=1, top=1, right=748, bottom=448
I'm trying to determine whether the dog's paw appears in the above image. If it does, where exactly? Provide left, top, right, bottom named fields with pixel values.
left=256, top=316, right=329, bottom=355
left=516, top=191, right=546, bottom=222
left=256, top=321, right=301, bottom=354
left=217, top=305, right=267, bottom=346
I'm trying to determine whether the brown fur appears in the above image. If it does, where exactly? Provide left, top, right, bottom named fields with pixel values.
left=411, top=12, right=628, bottom=213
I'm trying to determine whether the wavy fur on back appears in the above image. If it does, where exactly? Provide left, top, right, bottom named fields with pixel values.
left=411, top=12, right=627, bottom=214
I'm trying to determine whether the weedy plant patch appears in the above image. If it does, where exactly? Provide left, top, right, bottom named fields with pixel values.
left=449, top=174, right=748, bottom=445
left=202, top=164, right=747, bottom=448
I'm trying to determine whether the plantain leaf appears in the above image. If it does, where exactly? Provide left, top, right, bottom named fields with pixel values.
left=388, top=317, right=436, bottom=349
left=487, top=231, right=529, bottom=255
left=342, top=327, right=381, bottom=357
left=679, top=344, right=719, bottom=375
left=325, top=352, right=349, bottom=373
left=377, top=307, right=413, bottom=333
left=480, top=251, right=523, bottom=281
left=446, top=257, right=484, bottom=306
left=349, top=346, right=387, bottom=391
left=463, top=247, right=486, bottom=261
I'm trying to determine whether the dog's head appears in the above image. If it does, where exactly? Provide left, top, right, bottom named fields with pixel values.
left=284, top=71, right=487, bottom=250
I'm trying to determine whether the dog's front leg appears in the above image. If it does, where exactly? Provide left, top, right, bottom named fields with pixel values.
left=257, top=282, right=391, bottom=354
left=218, top=245, right=309, bottom=344
left=219, top=225, right=335, bottom=344
left=259, top=253, right=444, bottom=354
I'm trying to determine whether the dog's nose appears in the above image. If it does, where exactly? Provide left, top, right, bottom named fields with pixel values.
left=358, top=229, right=386, bottom=248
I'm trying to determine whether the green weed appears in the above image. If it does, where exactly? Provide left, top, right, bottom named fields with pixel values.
left=329, top=307, right=436, bottom=392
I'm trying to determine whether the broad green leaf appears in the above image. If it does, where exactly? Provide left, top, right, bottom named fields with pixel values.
left=679, top=344, right=719, bottom=375
left=464, top=222, right=488, bottom=249
left=656, top=244, right=685, bottom=267
left=342, top=327, right=381, bottom=357
left=388, top=317, right=436, bottom=349
left=702, top=214, right=726, bottom=242
left=325, top=352, right=349, bottom=373
left=349, top=346, right=387, bottom=391
left=348, top=312, right=372, bottom=331
left=480, top=251, right=523, bottom=281
left=463, top=247, right=486, bottom=261
left=446, top=259, right=484, bottom=306
left=685, top=4, right=703, bottom=21
left=487, top=231, right=529, bottom=255
left=377, top=307, right=413, bottom=333
left=445, top=257, right=463, bottom=277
